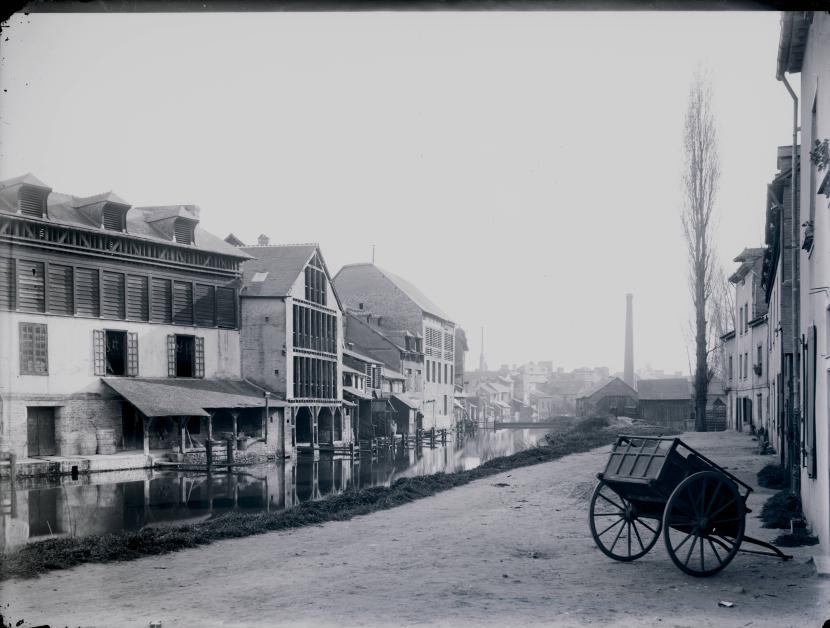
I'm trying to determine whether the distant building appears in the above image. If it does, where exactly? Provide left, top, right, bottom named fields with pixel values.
left=334, top=263, right=456, bottom=429
left=575, top=377, right=637, bottom=418
left=638, top=378, right=692, bottom=429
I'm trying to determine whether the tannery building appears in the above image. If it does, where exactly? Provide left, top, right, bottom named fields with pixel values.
left=0, top=175, right=278, bottom=473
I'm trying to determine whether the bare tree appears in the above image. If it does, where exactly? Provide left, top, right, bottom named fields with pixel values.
left=707, top=263, right=734, bottom=383
left=681, top=70, right=720, bottom=432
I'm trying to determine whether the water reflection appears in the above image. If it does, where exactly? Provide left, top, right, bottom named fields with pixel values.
left=0, top=428, right=547, bottom=553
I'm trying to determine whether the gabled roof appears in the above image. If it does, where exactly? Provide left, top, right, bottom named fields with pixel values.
left=343, top=347, right=381, bottom=364
left=0, top=173, right=50, bottom=191
left=637, top=378, right=692, bottom=402
left=577, top=376, right=636, bottom=400
left=239, top=243, right=342, bottom=309
left=335, top=263, right=453, bottom=324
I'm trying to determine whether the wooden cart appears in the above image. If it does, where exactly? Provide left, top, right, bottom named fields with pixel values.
left=589, top=435, right=792, bottom=576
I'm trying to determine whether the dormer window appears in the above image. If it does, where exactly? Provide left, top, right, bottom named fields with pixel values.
left=174, top=218, right=195, bottom=245
left=19, top=187, right=47, bottom=218
left=102, top=204, right=126, bottom=231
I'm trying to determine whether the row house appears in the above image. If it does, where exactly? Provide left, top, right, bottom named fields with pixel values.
left=341, top=346, right=396, bottom=441
left=236, top=243, right=353, bottom=454
left=334, top=263, right=456, bottom=430
left=0, top=175, right=277, bottom=470
left=722, top=248, right=769, bottom=433
left=776, top=10, right=830, bottom=553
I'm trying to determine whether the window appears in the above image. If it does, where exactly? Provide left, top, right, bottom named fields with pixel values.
left=216, top=287, right=237, bottom=328
left=728, top=356, right=733, bottom=381
left=102, top=271, right=126, bottom=319
left=194, top=284, right=215, bottom=327
left=0, top=257, right=12, bottom=310
left=47, top=264, right=73, bottom=315
left=18, top=187, right=46, bottom=218
left=444, top=363, right=448, bottom=384
left=444, top=395, right=448, bottom=415
left=16, top=260, right=45, bottom=313
left=756, top=345, right=763, bottom=377
left=19, top=322, right=48, bottom=375
left=167, top=334, right=203, bottom=378
left=102, top=205, right=125, bottom=231
left=93, top=330, right=138, bottom=377
left=75, top=267, right=100, bottom=317
left=150, top=278, right=172, bottom=323
left=126, top=275, right=149, bottom=321
left=304, top=255, right=327, bottom=305
left=172, top=281, right=194, bottom=325
left=425, top=359, right=430, bottom=383
left=174, top=219, right=195, bottom=245
left=744, top=304, right=749, bottom=333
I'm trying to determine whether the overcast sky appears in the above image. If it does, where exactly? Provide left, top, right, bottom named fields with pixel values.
left=0, top=11, right=795, bottom=375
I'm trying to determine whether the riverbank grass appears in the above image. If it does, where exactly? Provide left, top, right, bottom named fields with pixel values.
left=0, top=417, right=678, bottom=581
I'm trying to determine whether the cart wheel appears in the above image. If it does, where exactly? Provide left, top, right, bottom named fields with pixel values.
left=663, top=471, right=745, bottom=577
left=589, top=479, right=662, bottom=561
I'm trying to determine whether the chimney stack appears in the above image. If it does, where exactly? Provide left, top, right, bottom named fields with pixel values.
left=624, top=293, right=635, bottom=388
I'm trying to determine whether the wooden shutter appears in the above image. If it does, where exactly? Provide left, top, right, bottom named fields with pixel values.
left=127, top=332, right=139, bottom=377
left=16, top=260, right=45, bottom=313
left=102, top=205, right=123, bottom=231
left=806, top=325, right=817, bottom=477
left=151, top=278, right=172, bottom=323
left=47, top=264, right=73, bottom=315
left=216, top=287, right=236, bottom=328
left=167, top=335, right=176, bottom=377
left=194, top=284, right=215, bottom=327
left=18, top=188, right=44, bottom=217
left=126, top=275, right=149, bottom=321
left=101, top=271, right=125, bottom=319
left=172, top=281, right=193, bottom=325
left=0, top=257, right=14, bottom=310
left=174, top=219, right=193, bottom=245
left=75, top=267, right=100, bottom=317
left=93, top=329, right=105, bottom=376
left=194, top=336, right=205, bottom=378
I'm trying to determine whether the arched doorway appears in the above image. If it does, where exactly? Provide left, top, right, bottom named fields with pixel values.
left=296, top=407, right=313, bottom=445
left=318, top=407, right=333, bottom=445
left=334, top=408, right=343, bottom=442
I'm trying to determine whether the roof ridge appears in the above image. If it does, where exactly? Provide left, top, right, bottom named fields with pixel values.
left=241, top=242, right=319, bottom=249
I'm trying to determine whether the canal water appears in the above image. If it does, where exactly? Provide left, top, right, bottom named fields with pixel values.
left=0, top=428, right=550, bottom=553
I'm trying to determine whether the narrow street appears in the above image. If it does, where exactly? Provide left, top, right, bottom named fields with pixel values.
left=1, top=430, right=825, bottom=627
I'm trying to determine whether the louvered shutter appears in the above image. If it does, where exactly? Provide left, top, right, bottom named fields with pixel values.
left=127, top=332, right=139, bottom=377
left=172, top=281, right=193, bottom=325
left=195, top=337, right=205, bottom=378
left=126, top=275, right=149, bottom=321
left=194, top=284, right=215, bottom=327
left=47, top=264, right=73, bottom=315
left=102, top=205, right=123, bottom=231
left=806, top=325, right=817, bottom=478
left=101, top=271, right=125, bottom=319
left=16, top=260, right=45, bottom=313
left=167, top=335, right=176, bottom=377
left=75, top=268, right=100, bottom=317
left=151, top=278, right=172, bottom=323
left=18, top=188, right=44, bottom=217
left=216, top=287, right=236, bottom=328
left=174, top=219, right=193, bottom=245
left=93, top=329, right=105, bottom=376
left=0, top=257, right=14, bottom=310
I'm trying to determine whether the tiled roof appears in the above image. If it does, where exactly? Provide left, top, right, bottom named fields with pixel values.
left=637, top=378, right=692, bottom=401
left=336, top=263, right=453, bottom=323
left=239, top=244, right=319, bottom=298
left=343, top=347, right=381, bottom=364
left=0, top=174, right=249, bottom=260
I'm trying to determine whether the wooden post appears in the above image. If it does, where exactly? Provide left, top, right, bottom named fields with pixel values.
left=179, top=417, right=186, bottom=455
left=231, top=411, right=239, bottom=441
left=207, top=411, right=214, bottom=442
left=143, top=416, right=151, bottom=456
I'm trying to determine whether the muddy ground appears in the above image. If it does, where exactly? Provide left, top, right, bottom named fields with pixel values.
left=1, top=430, right=827, bottom=627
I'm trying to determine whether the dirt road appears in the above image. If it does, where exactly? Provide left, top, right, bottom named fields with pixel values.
left=2, top=431, right=827, bottom=627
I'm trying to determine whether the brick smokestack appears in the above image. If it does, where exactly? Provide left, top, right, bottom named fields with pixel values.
left=624, top=293, right=634, bottom=388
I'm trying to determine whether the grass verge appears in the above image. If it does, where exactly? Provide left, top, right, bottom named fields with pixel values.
left=0, top=418, right=678, bottom=581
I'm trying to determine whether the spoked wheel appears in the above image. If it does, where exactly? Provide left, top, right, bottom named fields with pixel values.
left=589, top=479, right=662, bottom=561
left=663, top=471, right=745, bottom=577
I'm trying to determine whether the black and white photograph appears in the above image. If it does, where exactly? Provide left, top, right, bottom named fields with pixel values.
left=0, top=2, right=828, bottom=626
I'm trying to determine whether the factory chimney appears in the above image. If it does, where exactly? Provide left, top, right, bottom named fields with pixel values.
left=624, top=294, right=635, bottom=388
